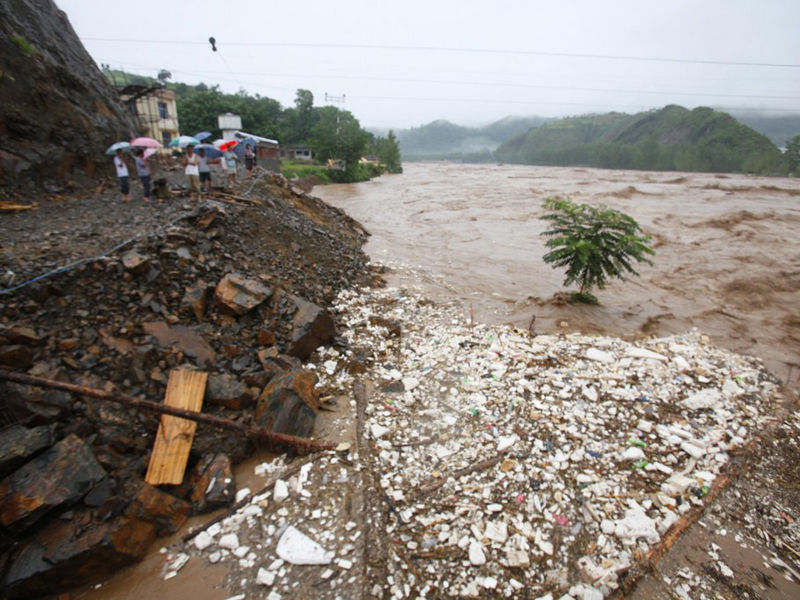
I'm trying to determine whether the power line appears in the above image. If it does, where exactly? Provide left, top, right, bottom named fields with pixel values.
left=96, top=58, right=800, bottom=103
left=83, top=37, right=800, bottom=69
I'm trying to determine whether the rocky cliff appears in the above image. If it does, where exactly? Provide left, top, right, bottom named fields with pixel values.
left=0, top=0, right=137, bottom=189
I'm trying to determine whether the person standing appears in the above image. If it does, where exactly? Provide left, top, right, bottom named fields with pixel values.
left=183, top=145, right=200, bottom=201
left=197, top=148, right=212, bottom=193
left=244, top=143, right=254, bottom=178
left=114, top=148, right=130, bottom=201
left=224, top=149, right=237, bottom=186
left=134, top=148, right=151, bottom=202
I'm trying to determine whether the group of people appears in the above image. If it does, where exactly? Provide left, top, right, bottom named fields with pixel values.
left=113, top=142, right=256, bottom=202
left=113, top=147, right=151, bottom=202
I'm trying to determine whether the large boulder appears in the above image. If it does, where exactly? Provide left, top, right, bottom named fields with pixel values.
left=141, top=320, right=216, bottom=367
left=287, top=296, right=335, bottom=360
left=0, top=434, right=106, bottom=534
left=0, top=424, right=55, bottom=478
left=204, top=373, right=254, bottom=410
left=124, top=483, right=190, bottom=537
left=214, top=273, right=272, bottom=315
left=1, top=513, right=155, bottom=598
left=254, top=369, right=319, bottom=438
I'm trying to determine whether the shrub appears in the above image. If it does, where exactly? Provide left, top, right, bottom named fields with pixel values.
left=540, top=198, right=654, bottom=302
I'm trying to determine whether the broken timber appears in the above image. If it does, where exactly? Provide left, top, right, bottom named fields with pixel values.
left=0, top=369, right=336, bottom=452
left=145, top=369, right=207, bottom=485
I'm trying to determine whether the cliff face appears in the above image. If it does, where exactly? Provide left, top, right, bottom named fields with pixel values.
left=0, top=0, right=137, bottom=189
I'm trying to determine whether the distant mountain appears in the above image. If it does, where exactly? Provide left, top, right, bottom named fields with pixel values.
left=494, top=105, right=784, bottom=174
left=730, top=113, right=800, bottom=148
left=394, top=116, right=550, bottom=160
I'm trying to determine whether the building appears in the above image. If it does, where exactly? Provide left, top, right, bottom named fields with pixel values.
left=279, top=146, right=314, bottom=162
left=119, top=83, right=180, bottom=148
left=234, top=130, right=280, bottom=172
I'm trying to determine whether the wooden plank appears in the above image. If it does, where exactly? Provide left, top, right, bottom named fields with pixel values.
left=145, top=369, right=207, bottom=485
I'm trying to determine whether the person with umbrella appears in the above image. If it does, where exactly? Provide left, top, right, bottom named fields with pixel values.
left=134, top=148, right=151, bottom=202
left=183, top=145, right=200, bottom=201
left=197, top=147, right=212, bottom=194
left=113, top=148, right=130, bottom=202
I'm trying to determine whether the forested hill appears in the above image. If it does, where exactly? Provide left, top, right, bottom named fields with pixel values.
left=494, top=105, right=784, bottom=174
left=395, top=116, right=549, bottom=160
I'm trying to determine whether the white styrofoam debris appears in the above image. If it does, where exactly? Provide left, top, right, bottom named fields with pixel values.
left=218, top=533, right=239, bottom=551
left=190, top=531, right=212, bottom=552
left=468, top=540, right=486, bottom=565
left=273, top=479, right=289, bottom=503
left=276, top=526, right=333, bottom=565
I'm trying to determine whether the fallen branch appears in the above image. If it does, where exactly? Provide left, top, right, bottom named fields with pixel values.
left=0, top=369, right=336, bottom=453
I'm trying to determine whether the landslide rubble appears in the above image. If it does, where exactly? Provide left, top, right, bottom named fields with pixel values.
left=0, top=174, right=370, bottom=597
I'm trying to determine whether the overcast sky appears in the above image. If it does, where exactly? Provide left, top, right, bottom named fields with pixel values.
left=56, top=0, right=800, bottom=130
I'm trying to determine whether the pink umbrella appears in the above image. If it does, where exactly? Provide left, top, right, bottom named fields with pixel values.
left=130, top=137, right=162, bottom=148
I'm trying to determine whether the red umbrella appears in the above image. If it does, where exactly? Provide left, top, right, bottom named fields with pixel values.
left=219, top=140, right=238, bottom=151
left=130, top=137, right=162, bottom=148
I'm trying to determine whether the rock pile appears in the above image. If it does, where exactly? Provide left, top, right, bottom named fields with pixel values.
left=0, top=176, right=369, bottom=597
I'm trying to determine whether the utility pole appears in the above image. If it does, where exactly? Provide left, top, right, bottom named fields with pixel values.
left=324, top=93, right=346, bottom=170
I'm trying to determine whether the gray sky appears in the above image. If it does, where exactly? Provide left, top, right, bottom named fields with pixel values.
left=56, top=0, right=800, bottom=130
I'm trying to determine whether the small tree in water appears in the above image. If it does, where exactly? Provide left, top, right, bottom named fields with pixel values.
left=540, top=198, right=654, bottom=303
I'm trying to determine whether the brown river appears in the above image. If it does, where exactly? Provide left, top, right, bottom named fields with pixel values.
left=317, top=162, right=800, bottom=390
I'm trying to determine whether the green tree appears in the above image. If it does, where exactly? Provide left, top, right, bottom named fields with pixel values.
left=373, top=130, right=403, bottom=173
left=310, top=106, right=368, bottom=182
left=540, top=198, right=655, bottom=303
left=785, top=135, right=800, bottom=175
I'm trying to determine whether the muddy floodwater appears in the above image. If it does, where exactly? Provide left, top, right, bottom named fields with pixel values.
left=317, top=162, right=800, bottom=388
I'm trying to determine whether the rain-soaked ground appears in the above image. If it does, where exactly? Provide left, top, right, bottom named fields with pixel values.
left=317, top=161, right=800, bottom=388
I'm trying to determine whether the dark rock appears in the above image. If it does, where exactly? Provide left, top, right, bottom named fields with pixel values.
left=257, top=347, right=302, bottom=378
left=1, top=513, right=155, bottom=599
left=142, top=320, right=216, bottom=367
left=2, top=382, right=72, bottom=424
left=0, top=344, right=34, bottom=369
left=4, top=326, right=42, bottom=345
left=188, top=453, right=235, bottom=513
left=124, top=483, right=190, bottom=536
left=181, top=280, right=210, bottom=322
left=120, top=250, right=150, bottom=274
left=214, top=273, right=272, bottom=315
left=82, top=477, right=113, bottom=507
left=204, top=373, right=253, bottom=410
left=0, top=424, right=55, bottom=478
left=287, top=296, right=335, bottom=359
left=254, top=369, right=319, bottom=438
left=0, top=434, right=107, bottom=534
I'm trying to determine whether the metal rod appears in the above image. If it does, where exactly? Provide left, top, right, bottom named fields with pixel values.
left=0, top=369, right=335, bottom=452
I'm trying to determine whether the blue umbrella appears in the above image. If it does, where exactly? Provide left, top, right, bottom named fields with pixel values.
left=194, top=131, right=212, bottom=141
left=233, top=138, right=257, bottom=157
left=194, top=144, right=222, bottom=159
left=169, top=136, right=200, bottom=148
left=105, top=141, right=131, bottom=155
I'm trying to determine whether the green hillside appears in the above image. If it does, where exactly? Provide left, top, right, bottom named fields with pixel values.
left=396, top=116, right=549, bottom=160
left=495, top=105, right=784, bottom=174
